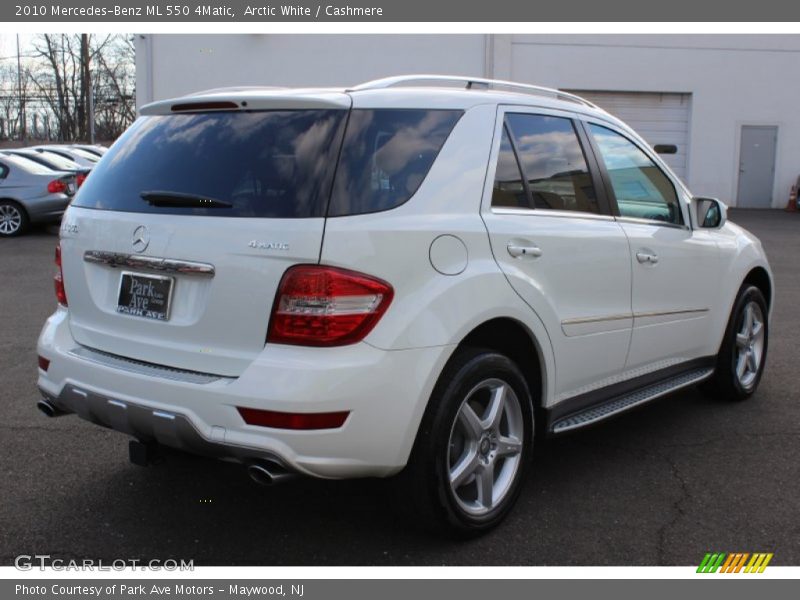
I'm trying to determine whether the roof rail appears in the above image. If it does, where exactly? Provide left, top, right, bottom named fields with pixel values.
left=348, top=75, right=596, bottom=108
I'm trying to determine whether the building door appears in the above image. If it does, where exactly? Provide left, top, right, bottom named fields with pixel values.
left=737, top=126, right=778, bottom=208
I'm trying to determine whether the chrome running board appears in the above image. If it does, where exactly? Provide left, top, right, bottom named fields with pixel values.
left=551, top=367, right=714, bottom=434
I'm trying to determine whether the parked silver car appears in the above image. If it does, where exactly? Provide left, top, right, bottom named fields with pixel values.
left=5, top=148, right=91, bottom=188
left=0, top=153, right=75, bottom=236
left=70, top=144, right=107, bottom=158
left=31, top=146, right=99, bottom=168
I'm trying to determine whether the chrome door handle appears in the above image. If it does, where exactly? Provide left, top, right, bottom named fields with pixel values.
left=507, top=243, right=542, bottom=258
left=636, top=252, right=659, bottom=264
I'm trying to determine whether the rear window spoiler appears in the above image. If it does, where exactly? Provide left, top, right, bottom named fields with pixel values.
left=140, top=91, right=352, bottom=115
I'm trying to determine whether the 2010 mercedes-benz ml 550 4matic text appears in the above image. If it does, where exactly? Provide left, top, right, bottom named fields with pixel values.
left=36, top=76, right=773, bottom=534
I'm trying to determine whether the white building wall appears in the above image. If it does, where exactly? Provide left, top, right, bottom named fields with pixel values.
left=136, top=34, right=800, bottom=208
left=493, top=35, right=800, bottom=208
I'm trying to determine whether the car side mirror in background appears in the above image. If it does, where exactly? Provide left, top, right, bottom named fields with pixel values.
left=694, top=197, right=727, bottom=229
left=654, top=144, right=678, bottom=154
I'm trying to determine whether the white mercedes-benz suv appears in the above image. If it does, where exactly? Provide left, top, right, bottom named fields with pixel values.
left=37, top=75, right=772, bottom=535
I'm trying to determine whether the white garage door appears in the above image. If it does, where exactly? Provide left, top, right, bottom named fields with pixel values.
left=568, top=91, right=691, bottom=181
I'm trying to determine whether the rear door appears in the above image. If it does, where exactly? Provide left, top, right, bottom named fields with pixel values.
left=61, top=102, right=349, bottom=377
left=482, top=107, right=633, bottom=402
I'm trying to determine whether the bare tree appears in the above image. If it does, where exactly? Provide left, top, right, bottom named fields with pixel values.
left=22, top=33, right=133, bottom=143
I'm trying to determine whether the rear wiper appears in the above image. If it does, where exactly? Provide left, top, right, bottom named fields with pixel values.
left=140, top=191, right=232, bottom=208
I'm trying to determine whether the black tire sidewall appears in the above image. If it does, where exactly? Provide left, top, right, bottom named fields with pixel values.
left=718, top=285, right=769, bottom=400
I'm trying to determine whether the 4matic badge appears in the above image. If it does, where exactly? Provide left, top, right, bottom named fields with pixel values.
left=248, top=240, right=289, bottom=251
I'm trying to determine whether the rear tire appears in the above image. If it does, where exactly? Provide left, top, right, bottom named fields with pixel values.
left=396, top=348, right=533, bottom=537
left=704, top=285, right=768, bottom=401
left=0, top=200, right=29, bottom=237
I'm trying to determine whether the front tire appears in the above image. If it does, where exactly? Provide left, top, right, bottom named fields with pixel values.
left=399, top=348, right=533, bottom=536
left=705, top=285, right=769, bottom=401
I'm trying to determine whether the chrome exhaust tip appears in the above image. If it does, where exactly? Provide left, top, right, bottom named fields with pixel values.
left=37, top=399, right=66, bottom=418
left=247, top=460, right=296, bottom=486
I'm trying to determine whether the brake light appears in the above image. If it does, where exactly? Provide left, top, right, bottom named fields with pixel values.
left=267, top=265, right=393, bottom=346
left=38, top=356, right=50, bottom=371
left=47, top=179, right=67, bottom=194
left=237, top=407, right=349, bottom=430
left=54, top=243, right=67, bottom=306
left=76, top=172, right=87, bottom=188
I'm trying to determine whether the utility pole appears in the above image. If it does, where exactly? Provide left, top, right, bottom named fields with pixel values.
left=16, top=34, right=26, bottom=140
left=81, top=34, right=95, bottom=144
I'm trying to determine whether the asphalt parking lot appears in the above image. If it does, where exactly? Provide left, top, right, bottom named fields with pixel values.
left=1, top=209, right=798, bottom=566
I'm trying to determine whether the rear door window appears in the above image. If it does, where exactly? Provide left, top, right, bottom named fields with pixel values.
left=503, top=113, right=600, bottom=214
left=72, top=110, right=347, bottom=218
left=327, top=109, right=463, bottom=216
left=491, top=125, right=528, bottom=208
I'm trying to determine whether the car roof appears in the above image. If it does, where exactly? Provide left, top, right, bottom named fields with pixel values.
left=138, top=74, right=625, bottom=127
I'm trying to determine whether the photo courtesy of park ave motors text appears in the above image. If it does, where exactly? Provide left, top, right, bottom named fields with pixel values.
left=1, top=33, right=798, bottom=563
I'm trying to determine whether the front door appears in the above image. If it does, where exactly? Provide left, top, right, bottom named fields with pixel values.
left=584, top=121, right=722, bottom=371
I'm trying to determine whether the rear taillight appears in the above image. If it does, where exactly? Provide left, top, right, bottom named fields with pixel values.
left=38, top=356, right=50, bottom=371
left=54, top=243, right=67, bottom=306
left=267, top=265, right=393, bottom=347
left=47, top=179, right=67, bottom=194
left=76, top=172, right=87, bottom=188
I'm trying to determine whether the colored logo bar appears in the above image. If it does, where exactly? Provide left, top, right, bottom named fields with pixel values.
left=697, top=552, right=773, bottom=573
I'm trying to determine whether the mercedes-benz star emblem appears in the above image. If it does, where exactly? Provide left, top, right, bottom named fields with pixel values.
left=132, top=226, right=150, bottom=253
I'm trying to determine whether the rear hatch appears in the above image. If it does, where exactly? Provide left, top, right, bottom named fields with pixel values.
left=61, top=94, right=350, bottom=377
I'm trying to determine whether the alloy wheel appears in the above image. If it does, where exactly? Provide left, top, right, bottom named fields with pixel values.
left=446, top=378, right=524, bottom=516
left=734, top=300, right=765, bottom=389
left=0, top=204, right=22, bottom=235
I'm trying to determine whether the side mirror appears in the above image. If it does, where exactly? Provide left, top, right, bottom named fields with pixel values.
left=694, top=197, right=727, bottom=229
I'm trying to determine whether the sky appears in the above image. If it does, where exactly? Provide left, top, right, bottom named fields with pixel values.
left=0, top=34, right=36, bottom=65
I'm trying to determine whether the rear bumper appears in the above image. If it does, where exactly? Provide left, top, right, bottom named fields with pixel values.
left=37, top=307, right=453, bottom=479
left=26, top=194, right=70, bottom=222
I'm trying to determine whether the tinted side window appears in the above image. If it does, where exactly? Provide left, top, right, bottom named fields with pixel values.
left=588, top=123, right=682, bottom=225
left=505, top=113, right=600, bottom=214
left=0, top=163, right=7, bottom=179
left=72, top=110, right=347, bottom=218
left=328, top=109, right=462, bottom=217
left=491, top=126, right=527, bottom=208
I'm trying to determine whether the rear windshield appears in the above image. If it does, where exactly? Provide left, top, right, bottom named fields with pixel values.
left=73, top=107, right=461, bottom=218
left=19, top=151, right=78, bottom=171
left=1, top=153, right=56, bottom=175
left=73, top=110, right=348, bottom=218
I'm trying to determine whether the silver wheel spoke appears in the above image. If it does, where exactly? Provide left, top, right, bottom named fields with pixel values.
left=736, top=353, right=748, bottom=378
left=449, top=449, right=480, bottom=488
left=476, top=465, right=494, bottom=509
left=747, top=350, right=758, bottom=373
left=483, top=384, right=507, bottom=431
left=751, top=320, right=763, bottom=339
left=458, top=403, right=483, bottom=441
left=736, top=333, right=749, bottom=348
left=496, top=435, right=522, bottom=458
left=743, top=305, right=754, bottom=336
